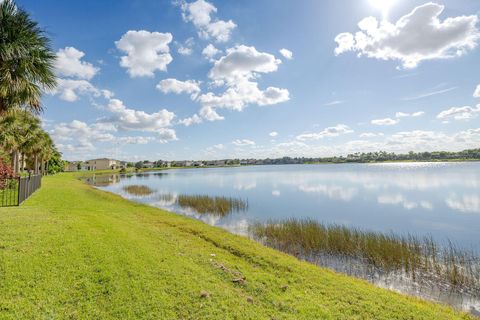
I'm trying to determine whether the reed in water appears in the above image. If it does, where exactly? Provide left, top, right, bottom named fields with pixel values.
left=157, top=193, right=248, bottom=217
left=177, top=194, right=248, bottom=216
left=250, top=218, right=480, bottom=295
left=122, top=185, right=154, bottom=196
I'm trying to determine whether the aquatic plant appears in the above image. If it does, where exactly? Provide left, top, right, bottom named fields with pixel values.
left=250, top=218, right=480, bottom=295
left=122, top=185, right=154, bottom=196
left=157, top=193, right=176, bottom=202
left=174, top=194, right=248, bottom=217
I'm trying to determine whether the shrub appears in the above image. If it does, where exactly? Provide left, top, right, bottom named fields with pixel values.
left=0, top=158, right=14, bottom=177
left=0, top=158, right=15, bottom=189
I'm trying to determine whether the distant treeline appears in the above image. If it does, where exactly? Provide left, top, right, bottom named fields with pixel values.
left=132, top=148, right=480, bottom=168
left=277, top=148, right=480, bottom=165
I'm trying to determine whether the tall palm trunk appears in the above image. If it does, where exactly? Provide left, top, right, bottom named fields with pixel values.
left=34, top=154, right=38, bottom=175
left=20, top=153, right=25, bottom=173
left=11, top=151, right=18, bottom=175
left=10, top=152, right=16, bottom=174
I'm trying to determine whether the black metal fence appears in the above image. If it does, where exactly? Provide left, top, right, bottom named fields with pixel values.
left=0, top=174, right=42, bottom=207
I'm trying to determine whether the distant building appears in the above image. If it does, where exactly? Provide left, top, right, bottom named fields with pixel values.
left=143, top=161, right=155, bottom=168
left=65, top=161, right=84, bottom=172
left=85, top=158, right=120, bottom=171
left=174, top=161, right=193, bottom=167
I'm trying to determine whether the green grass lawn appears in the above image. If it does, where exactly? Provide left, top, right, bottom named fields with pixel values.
left=0, top=173, right=474, bottom=319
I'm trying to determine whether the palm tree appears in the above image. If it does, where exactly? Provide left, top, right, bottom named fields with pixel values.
left=0, top=109, right=55, bottom=175
left=0, top=0, right=56, bottom=114
left=39, top=133, right=54, bottom=175
left=0, top=110, right=28, bottom=173
left=21, top=117, right=44, bottom=174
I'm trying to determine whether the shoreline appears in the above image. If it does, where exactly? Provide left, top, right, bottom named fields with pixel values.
left=104, top=159, right=480, bottom=175
left=87, top=169, right=480, bottom=314
left=0, top=172, right=475, bottom=319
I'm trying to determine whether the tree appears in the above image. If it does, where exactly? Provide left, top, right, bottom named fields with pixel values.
left=0, top=0, right=56, bottom=114
left=0, top=110, right=59, bottom=175
left=18, top=111, right=43, bottom=173
left=0, top=109, right=29, bottom=173
left=46, top=149, right=64, bottom=174
left=135, top=161, right=144, bottom=169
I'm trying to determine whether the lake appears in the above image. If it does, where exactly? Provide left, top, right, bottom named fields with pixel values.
left=85, top=162, right=480, bottom=313
left=89, top=162, right=480, bottom=249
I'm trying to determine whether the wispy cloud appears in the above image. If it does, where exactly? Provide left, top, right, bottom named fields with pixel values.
left=402, top=87, right=457, bottom=101
left=323, top=100, right=345, bottom=106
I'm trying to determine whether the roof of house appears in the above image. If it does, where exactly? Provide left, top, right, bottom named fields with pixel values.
left=86, top=158, right=119, bottom=162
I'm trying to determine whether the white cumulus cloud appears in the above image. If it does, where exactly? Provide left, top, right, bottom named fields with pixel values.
left=199, top=105, right=224, bottom=121
left=181, top=0, right=236, bottom=42
left=177, top=37, right=195, bottom=56
left=296, top=124, right=353, bottom=141
left=269, top=131, right=278, bottom=137
left=371, top=118, right=399, bottom=126
left=102, top=99, right=177, bottom=139
left=197, top=45, right=289, bottom=120
left=232, top=139, right=255, bottom=147
left=50, top=79, right=111, bottom=102
left=437, top=105, right=480, bottom=121
left=360, top=132, right=384, bottom=138
left=474, top=84, right=480, bottom=98
left=116, top=30, right=173, bottom=77
left=395, top=111, right=425, bottom=118
left=178, top=114, right=203, bottom=126
left=208, top=45, right=281, bottom=83
left=334, top=3, right=480, bottom=69
left=156, top=78, right=201, bottom=99
left=55, top=47, right=99, bottom=80
left=202, top=43, right=221, bottom=60
left=50, top=120, right=114, bottom=154
left=279, top=48, right=293, bottom=60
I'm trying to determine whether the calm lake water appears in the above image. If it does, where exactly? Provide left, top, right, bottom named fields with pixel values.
left=91, top=162, right=480, bottom=249
left=87, top=162, right=480, bottom=313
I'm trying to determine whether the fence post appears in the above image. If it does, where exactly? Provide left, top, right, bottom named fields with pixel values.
left=17, top=176, right=21, bottom=206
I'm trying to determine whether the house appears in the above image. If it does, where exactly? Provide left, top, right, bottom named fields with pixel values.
left=214, top=160, right=226, bottom=166
left=174, top=161, right=193, bottom=167
left=143, top=161, right=155, bottom=168
left=65, top=161, right=85, bottom=172
left=85, top=158, right=121, bottom=171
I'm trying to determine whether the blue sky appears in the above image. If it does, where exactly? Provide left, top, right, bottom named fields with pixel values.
left=20, top=0, right=480, bottom=161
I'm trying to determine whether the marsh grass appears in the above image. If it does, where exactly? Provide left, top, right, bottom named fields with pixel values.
left=157, top=193, right=176, bottom=202
left=122, top=185, right=154, bottom=196
left=250, top=218, right=480, bottom=295
left=158, top=194, right=248, bottom=217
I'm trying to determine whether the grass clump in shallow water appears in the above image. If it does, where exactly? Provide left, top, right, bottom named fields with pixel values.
left=122, top=185, right=154, bottom=196
left=177, top=194, right=248, bottom=217
left=250, top=218, right=480, bottom=295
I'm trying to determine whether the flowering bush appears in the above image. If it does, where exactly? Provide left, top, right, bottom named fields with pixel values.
left=0, top=158, right=15, bottom=189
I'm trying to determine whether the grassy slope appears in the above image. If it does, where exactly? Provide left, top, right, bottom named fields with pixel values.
left=0, top=173, right=473, bottom=320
